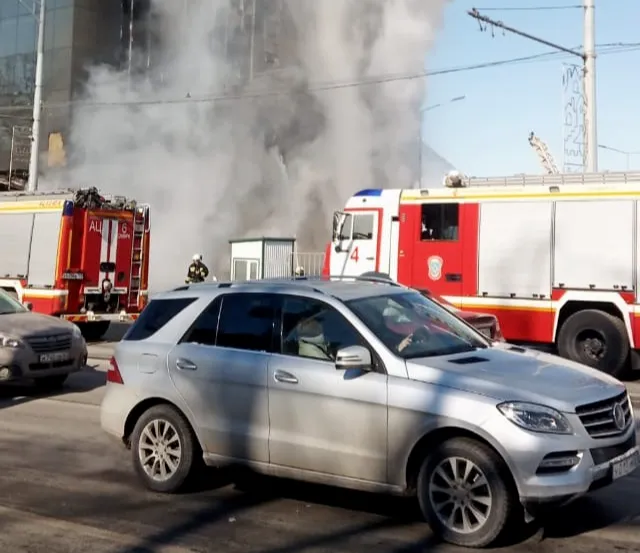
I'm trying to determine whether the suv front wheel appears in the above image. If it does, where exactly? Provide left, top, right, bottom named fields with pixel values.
left=417, top=437, right=515, bottom=548
left=131, top=404, right=198, bottom=493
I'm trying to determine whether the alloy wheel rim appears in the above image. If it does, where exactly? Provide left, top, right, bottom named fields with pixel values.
left=428, top=456, right=493, bottom=534
left=138, top=419, right=182, bottom=482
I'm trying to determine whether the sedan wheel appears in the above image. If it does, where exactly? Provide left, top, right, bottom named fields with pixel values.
left=131, top=405, right=197, bottom=493
left=418, top=437, right=515, bottom=548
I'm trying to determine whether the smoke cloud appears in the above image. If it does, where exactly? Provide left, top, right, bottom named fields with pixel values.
left=51, top=0, right=447, bottom=290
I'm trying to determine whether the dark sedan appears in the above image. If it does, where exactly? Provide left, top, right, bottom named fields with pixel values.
left=416, top=289, right=504, bottom=342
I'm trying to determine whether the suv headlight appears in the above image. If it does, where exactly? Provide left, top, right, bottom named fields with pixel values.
left=0, top=334, right=23, bottom=348
left=497, top=401, right=572, bottom=434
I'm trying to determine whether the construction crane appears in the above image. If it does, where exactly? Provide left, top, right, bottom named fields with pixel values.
left=528, top=131, right=559, bottom=174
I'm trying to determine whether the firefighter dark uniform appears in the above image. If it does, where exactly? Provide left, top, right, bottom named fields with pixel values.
left=186, top=254, right=209, bottom=283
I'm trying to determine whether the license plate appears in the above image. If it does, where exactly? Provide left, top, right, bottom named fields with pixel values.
left=39, top=351, right=70, bottom=364
left=612, top=447, right=640, bottom=480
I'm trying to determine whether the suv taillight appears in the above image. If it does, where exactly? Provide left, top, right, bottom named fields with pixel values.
left=107, top=356, right=124, bottom=384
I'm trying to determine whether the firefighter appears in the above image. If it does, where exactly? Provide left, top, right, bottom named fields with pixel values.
left=294, top=265, right=305, bottom=277
left=186, top=254, right=209, bottom=283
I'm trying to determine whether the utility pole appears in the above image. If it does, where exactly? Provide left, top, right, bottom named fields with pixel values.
left=248, top=0, right=257, bottom=82
left=27, top=0, right=45, bottom=192
left=468, top=3, right=598, bottom=172
left=583, top=0, right=597, bottom=172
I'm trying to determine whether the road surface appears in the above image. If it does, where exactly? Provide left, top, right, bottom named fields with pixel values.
left=0, top=359, right=638, bottom=552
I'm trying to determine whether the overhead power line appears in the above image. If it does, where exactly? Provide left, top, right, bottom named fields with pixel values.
left=0, top=42, right=638, bottom=115
left=475, top=5, right=582, bottom=11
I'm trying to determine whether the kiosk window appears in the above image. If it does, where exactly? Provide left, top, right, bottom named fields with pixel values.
left=420, top=204, right=459, bottom=241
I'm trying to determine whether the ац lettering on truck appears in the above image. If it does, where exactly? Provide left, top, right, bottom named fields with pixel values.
left=324, top=171, right=640, bottom=377
left=0, top=189, right=150, bottom=341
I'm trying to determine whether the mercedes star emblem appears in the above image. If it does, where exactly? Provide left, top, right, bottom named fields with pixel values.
left=612, top=402, right=626, bottom=431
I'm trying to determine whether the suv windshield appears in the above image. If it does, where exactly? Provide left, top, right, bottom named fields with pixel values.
left=0, top=290, right=27, bottom=315
left=347, top=291, right=489, bottom=359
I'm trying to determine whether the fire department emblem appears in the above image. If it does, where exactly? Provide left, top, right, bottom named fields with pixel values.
left=427, top=256, right=443, bottom=281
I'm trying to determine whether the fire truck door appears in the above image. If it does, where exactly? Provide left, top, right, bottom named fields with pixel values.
left=331, top=210, right=379, bottom=276
left=409, top=202, right=463, bottom=297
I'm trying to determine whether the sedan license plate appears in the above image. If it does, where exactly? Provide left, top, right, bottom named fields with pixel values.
left=612, top=447, right=640, bottom=480
left=39, top=351, right=70, bottom=364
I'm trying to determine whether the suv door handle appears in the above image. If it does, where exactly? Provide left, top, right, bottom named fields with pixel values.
left=176, top=358, right=197, bottom=371
left=274, top=370, right=298, bottom=384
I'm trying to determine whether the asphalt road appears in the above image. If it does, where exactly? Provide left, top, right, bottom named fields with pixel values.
left=0, top=360, right=639, bottom=552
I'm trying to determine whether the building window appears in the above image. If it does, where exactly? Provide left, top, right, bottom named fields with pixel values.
left=420, top=203, right=459, bottom=241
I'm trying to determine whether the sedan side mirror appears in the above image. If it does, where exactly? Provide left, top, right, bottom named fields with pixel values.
left=24, top=302, right=33, bottom=311
left=335, top=345, right=372, bottom=371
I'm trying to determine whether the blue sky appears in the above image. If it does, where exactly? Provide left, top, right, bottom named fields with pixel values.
left=424, top=0, right=640, bottom=176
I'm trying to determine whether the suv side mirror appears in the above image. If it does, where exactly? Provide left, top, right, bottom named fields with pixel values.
left=335, top=345, right=372, bottom=371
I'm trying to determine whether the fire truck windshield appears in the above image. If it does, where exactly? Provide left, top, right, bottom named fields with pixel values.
left=347, top=291, right=489, bottom=359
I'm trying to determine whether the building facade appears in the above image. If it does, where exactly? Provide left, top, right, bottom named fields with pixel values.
left=0, top=0, right=127, bottom=185
left=0, top=0, right=454, bottom=187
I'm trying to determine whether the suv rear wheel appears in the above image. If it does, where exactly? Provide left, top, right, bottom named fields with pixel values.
left=417, top=437, right=515, bottom=548
left=131, top=404, right=197, bottom=493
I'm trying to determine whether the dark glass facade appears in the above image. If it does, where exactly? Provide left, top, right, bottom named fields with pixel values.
left=0, top=0, right=122, bottom=181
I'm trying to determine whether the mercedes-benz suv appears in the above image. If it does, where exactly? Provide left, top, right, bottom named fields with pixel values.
left=100, top=277, right=638, bottom=548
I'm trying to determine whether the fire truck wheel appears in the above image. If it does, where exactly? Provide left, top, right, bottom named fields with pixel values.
left=557, top=309, right=629, bottom=377
left=78, top=321, right=111, bottom=342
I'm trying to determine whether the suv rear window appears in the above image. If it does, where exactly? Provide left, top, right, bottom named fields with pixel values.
left=124, top=297, right=197, bottom=341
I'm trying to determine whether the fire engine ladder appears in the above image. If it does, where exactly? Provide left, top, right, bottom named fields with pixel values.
left=528, top=131, right=559, bottom=175
left=127, top=205, right=149, bottom=308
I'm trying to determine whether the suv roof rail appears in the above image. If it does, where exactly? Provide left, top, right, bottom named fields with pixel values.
left=325, top=275, right=403, bottom=287
left=170, top=279, right=327, bottom=294
left=169, top=275, right=404, bottom=294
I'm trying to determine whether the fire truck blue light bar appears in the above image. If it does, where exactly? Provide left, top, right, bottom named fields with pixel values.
left=353, top=189, right=382, bottom=197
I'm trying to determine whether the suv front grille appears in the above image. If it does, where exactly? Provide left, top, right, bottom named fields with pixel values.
left=24, top=332, right=72, bottom=353
left=576, top=391, right=633, bottom=439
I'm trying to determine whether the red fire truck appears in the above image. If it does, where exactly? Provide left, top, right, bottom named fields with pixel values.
left=324, top=171, right=640, bottom=377
left=0, top=188, right=151, bottom=341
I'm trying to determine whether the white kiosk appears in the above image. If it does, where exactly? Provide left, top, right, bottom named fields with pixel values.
left=229, top=237, right=296, bottom=281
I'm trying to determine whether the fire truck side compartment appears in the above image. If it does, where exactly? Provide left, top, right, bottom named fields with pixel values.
left=0, top=213, right=34, bottom=278
left=29, top=212, right=64, bottom=287
left=478, top=201, right=553, bottom=298
left=554, top=200, right=634, bottom=291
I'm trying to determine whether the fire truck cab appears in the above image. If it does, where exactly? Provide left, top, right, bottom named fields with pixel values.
left=327, top=171, right=640, bottom=377
left=0, top=188, right=150, bottom=341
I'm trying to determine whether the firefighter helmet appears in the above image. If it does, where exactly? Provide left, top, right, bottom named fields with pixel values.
left=192, top=253, right=203, bottom=261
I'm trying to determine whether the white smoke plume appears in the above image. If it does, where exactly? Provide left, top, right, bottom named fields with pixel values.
left=56, top=0, right=447, bottom=290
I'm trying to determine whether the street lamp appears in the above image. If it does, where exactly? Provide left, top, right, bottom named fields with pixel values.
left=18, top=0, right=46, bottom=192
left=418, top=95, right=466, bottom=186
left=598, top=144, right=640, bottom=171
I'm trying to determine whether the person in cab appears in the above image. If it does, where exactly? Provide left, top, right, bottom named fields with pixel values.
left=186, top=254, right=209, bottom=283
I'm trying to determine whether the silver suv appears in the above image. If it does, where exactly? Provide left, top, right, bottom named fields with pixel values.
left=100, top=278, right=638, bottom=548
